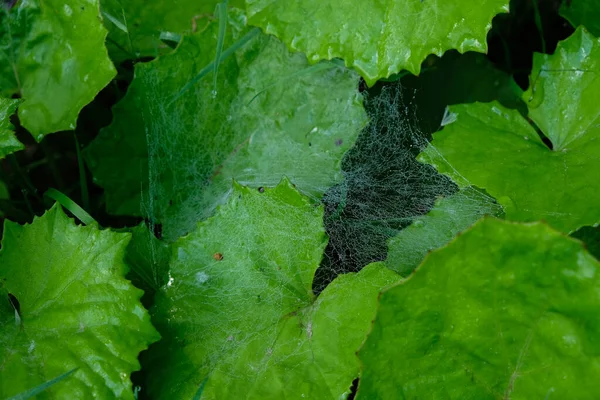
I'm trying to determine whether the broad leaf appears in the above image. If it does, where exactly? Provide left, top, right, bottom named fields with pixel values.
left=100, top=0, right=243, bottom=62
left=246, top=0, right=509, bottom=85
left=0, top=204, right=160, bottom=399
left=146, top=180, right=400, bottom=399
left=359, top=218, right=600, bottom=399
left=85, top=14, right=366, bottom=239
left=0, top=97, right=22, bottom=159
left=561, top=0, right=600, bottom=37
left=124, top=222, right=171, bottom=305
left=419, top=27, right=600, bottom=233
left=386, top=188, right=502, bottom=276
left=0, top=0, right=116, bottom=139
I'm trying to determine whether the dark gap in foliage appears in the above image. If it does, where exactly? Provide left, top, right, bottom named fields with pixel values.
left=571, top=226, right=600, bottom=261
left=1, top=0, right=18, bottom=10
left=347, top=377, right=359, bottom=400
left=525, top=114, right=554, bottom=150
left=315, top=83, right=458, bottom=294
left=7, top=292, right=20, bottom=315
left=0, top=61, right=140, bottom=232
left=486, top=0, right=574, bottom=90
left=130, top=364, right=149, bottom=400
left=149, top=222, right=163, bottom=240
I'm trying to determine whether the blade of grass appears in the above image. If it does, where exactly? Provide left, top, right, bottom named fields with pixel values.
left=20, top=189, right=35, bottom=218
left=8, top=368, right=78, bottom=400
left=192, top=376, right=209, bottom=400
left=101, top=10, right=128, bottom=33
left=531, top=0, right=546, bottom=53
left=213, top=0, right=228, bottom=94
left=247, top=61, right=340, bottom=106
left=73, top=134, right=90, bottom=210
left=74, top=134, right=90, bottom=212
left=169, top=27, right=260, bottom=105
left=44, top=188, right=96, bottom=225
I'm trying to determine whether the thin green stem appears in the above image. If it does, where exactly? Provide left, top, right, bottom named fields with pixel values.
left=44, top=188, right=96, bottom=225
left=213, top=0, right=229, bottom=93
left=74, top=134, right=90, bottom=212
left=169, top=27, right=260, bottom=105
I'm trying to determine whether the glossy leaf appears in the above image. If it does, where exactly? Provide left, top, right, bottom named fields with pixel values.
left=146, top=180, right=400, bottom=399
left=100, top=0, right=243, bottom=62
left=419, top=27, right=600, bottom=233
left=124, top=222, right=171, bottom=304
left=561, top=0, right=600, bottom=36
left=359, top=217, right=600, bottom=399
left=0, top=97, right=22, bottom=159
left=0, top=0, right=116, bottom=139
left=0, top=205, right=160, bottom=399
left=387, top=188, right=502, bottom=276
left=85, top=14, right=366, bottom=239
left=246, top=0, right=509, bottom=85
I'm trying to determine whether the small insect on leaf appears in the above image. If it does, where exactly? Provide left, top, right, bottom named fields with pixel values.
left=213, top=253, right=223, bottom=261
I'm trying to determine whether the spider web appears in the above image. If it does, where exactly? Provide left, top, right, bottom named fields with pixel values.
left=135, top=75, right=502, bottom=398
left=316, top=83, right=501, bottom=291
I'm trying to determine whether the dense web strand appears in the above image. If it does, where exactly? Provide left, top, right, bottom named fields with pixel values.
left=317, top=83, right=500, bottom=292
left=316, top=84, right=457, bottom=291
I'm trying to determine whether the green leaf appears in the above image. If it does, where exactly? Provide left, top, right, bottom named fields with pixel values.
left=0, top=97, right=23, bottom=159
left=124, top=222, right=171, bottom=304
left=561, top=0, right=600, bottom=37
left=85, top=14, right=366, bottom=239
left=419, top=27, right=600, bottom=233
left=246, top=0, right=509, bottom=85
left=0, top=204, right=160, bottom=399
left=100, top=0, right=243, bottom=62
left=386, top=188, right=502, bottom=276
left=359, top=217, right=600, bottom=399
left=145, top=180, right=400, bottom=399
left=8, top=368, right=78, bottom=400
left=0, top=0, right=116, bottom=139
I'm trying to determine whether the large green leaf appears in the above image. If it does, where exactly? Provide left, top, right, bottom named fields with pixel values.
left=0, top=204, right=160, bottom=399
left=419, top=27, right=600, bottom=233
left=100, top=0, right=243, bottom=62
left=246, top=0, right=509, bottom=85
left=0, top=97, right=22, bottom=159
left=146, top=180, right=400, bottom=399
left=386, top=188, right=502, bottom=276
left=124, top=222, right=171, bottom=305
left=359, top=217, right=600, bottom=399
left=85, top=14, right=366, bottom=240
left=561, top=0, right=600, bottom=37
left=0, top=0, right=116, bottom=139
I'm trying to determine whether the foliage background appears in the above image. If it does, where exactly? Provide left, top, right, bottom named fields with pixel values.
left=2, top=0, right=600, bottom=398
